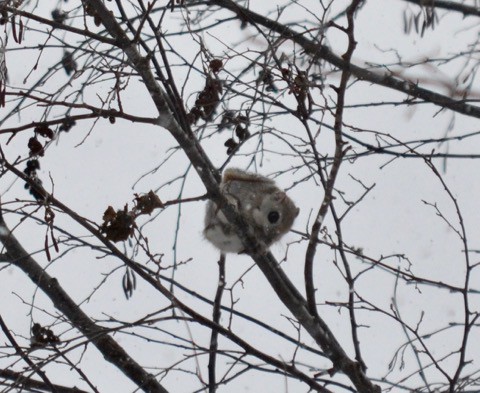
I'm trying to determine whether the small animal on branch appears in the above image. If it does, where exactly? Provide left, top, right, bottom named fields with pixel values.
left=204, top=168, right=299, bottom=253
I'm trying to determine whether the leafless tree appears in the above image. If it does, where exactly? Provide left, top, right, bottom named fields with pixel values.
left=0, top=0, right=479, bottom=392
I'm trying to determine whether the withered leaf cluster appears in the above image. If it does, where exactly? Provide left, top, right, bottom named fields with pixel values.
left=188, top=60, right=224, bottom=124
left=100, top=192, right=163, bottom=243
left=188, top=75, right=223, bottom=124
left=101, top=205, right=136, bottom=243
left=134, top=190, right=164, bottom=215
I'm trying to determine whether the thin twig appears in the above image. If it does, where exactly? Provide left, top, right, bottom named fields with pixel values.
left=208, top=253, right=226, bottom=393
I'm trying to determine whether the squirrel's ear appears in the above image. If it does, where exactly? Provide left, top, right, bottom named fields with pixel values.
left=272, top=191, right=286, bottom=201
left=295, top=207, right=300, bottom=217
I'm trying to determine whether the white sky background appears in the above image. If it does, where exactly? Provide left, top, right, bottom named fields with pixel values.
left=1, top=0, right=480, bottom=392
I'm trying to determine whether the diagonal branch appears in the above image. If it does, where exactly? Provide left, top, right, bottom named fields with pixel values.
left=0, top=214, right=169, bottom=393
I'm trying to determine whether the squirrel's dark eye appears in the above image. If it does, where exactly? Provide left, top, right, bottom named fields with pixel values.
left=268, top=211, right=280, bottom=224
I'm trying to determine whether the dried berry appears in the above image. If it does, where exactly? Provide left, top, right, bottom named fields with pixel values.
left=25, top=177, right=46, bottom=202
left=209, top=59, right=223, bottom=74
left=217, top=110, right=236, bottom=131
left=235, top=124, right=250, bottom=141
left=24, top=159, right=40, bottom=175
left=224, top=138, right=238, bottom=155
left=23, top=159, right=46, bottom=201
left=62, top=51, right=77, bottom=75
left=31, top=323, right=60, bottom=348
left=51, top=9, right=67, bottom=24
left=35, top=124, right=54, bottom=139
left=59, top=117, right=76, bottom=132
left=28, top=137, right=44, bottom=157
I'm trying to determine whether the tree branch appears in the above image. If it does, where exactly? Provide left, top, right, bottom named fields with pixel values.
left=1, top=158, right=333, bottom=393
left=79, top=0, right=382, bottom=391
left=208, top=253, right=226, bottom=393
left=0, top=215, right=168, bottom=393
left=207, top=0, right=480, bottom=119
left=0, top=368, right=89, bottom=393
